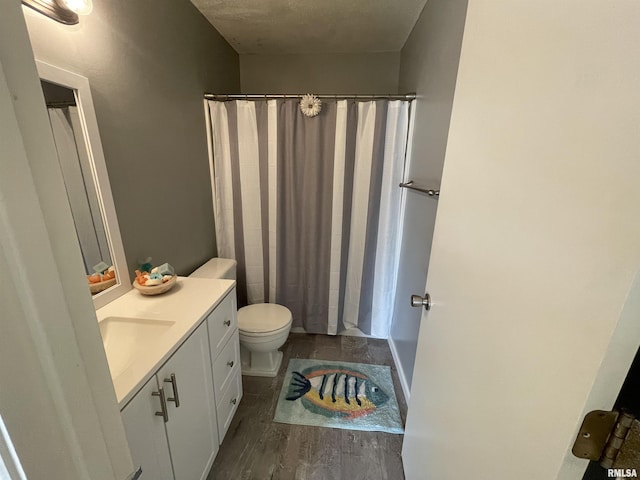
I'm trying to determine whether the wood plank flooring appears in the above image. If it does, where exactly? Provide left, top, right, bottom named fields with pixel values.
left=207, top=333, right=407, bottom=480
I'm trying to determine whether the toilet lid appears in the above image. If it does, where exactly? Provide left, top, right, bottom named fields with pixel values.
left=238, top=303, right=292, bottom=334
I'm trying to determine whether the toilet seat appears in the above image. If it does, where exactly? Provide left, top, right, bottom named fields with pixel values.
left=239, top=324, right=290, bottom=338
left=238, top=303, right=292, bottom=335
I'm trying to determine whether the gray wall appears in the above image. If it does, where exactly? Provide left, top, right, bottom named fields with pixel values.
left=24, top=0, right=240, bottom=277
left=390, top=0, right=468, bottom=394
left=240, top=52, right=401, bottom=93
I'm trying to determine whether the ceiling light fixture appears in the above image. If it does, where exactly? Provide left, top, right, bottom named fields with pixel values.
left=60, top=0, right=92, bottom=15
left=22, top=0, right=93, bottom=25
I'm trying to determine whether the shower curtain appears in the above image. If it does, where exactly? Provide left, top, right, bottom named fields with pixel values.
left=206, top=99, right=410, bottom=337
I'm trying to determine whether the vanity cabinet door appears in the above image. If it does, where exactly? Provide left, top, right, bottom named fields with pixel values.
left=157, top=323, right=218, bottom=480
left=121, top=377, right=174, bottom=480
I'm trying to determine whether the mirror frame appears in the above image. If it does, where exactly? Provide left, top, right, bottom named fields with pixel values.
left=37, top=60, right=130, bottom=308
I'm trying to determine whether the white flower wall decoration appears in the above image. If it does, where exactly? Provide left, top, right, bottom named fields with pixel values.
left=300, top=94, right=322, bottom=117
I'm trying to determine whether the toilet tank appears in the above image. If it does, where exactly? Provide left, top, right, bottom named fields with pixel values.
left=189, top=258, right=237, bottom=280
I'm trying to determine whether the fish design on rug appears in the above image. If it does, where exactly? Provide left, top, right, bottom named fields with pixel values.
left=285, top=365, right=389, bottom=419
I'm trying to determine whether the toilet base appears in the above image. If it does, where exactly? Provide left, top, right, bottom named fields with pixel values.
left=240, top=347, right=283, bottom=377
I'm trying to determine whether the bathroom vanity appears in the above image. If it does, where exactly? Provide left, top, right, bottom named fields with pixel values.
left=97, top=277, right=241, bottom=480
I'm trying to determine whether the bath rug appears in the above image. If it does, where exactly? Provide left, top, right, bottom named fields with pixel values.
left=273, top=359, right=403, bottom=434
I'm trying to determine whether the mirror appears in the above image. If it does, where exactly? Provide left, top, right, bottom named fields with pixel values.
left=37, top=61, right=130, bottom=308
left=40, top=81, right=113, bottom=276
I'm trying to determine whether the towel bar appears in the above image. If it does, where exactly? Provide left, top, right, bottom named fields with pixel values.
left=399, top=181, right=440, bottom=197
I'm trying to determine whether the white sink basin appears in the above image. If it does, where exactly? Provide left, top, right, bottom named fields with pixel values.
left=99, top=316, right=176, bottom=378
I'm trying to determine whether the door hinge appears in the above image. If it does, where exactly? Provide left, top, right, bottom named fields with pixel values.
left=572, top=410, right=640, bottom=469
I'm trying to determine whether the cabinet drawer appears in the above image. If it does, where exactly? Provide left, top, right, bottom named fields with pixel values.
left=212, top=331, right=240, bottom=401
left=216, top=372, right=242, bottom=444
left=207, top=290, right=237, bottom=355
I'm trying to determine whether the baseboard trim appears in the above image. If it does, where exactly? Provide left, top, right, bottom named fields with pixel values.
left=290, top=326, right=384, bottom=339
left=388, top=337, right=411, bottom=404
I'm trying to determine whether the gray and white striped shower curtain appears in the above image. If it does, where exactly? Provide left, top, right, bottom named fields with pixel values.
left=206, top=99, right=409, bottom=337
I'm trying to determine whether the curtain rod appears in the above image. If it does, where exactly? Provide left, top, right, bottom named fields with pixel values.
left=204, top=93, right=416, bottom=101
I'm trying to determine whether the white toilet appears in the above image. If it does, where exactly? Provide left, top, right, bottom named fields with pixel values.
left=190, top=258, right=292, bottom=377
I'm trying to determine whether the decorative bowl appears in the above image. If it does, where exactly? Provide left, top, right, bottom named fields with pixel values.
left=89, top=276, right=117, bottom=294
left=132, top=275, right=177, bottom=296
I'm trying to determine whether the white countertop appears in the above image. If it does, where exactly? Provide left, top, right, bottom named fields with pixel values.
left=97, top=276, right=235, bottom=407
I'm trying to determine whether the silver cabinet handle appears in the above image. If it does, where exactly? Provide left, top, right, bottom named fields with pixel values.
left=164, top=373, right=180, bottom=408
left=227, top=360, right=234, bottom=368
left=411, top=293, right=431, bottom=311
left=231, top=398, right=237, bottom=405
left=152, top=386, right=169, bottom=423
left=223, top=319, right=231, bottom=327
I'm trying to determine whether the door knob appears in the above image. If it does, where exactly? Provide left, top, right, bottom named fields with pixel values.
left=411, top=293, right=431, bottom=311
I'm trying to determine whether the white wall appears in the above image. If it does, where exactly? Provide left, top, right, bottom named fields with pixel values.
left=0, top=3, right=131, bottom=477
left=389, top=0, right=468, bottom=395
left=240, top=52, right=400, bottom=94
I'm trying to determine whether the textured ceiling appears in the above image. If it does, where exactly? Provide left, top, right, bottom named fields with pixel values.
left=190, top=0, right=428, bottom=54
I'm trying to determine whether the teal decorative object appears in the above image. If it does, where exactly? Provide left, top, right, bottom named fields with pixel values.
left=156, top=262, right=175, bottom=276
left=92, top=261, right=109, bottom=273
left=138, top=257, right=153, bottom=273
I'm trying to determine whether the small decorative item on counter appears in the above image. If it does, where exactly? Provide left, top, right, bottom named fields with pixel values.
left=156, top=262, right=175, bottom=276
left=87, top=263, right=117, bottom=294
left=102, top=266, right=116, bottom=280
left=93, top=261, right=109, bottom=274
left=145, top=272, right=164, bottom=286
left=88, top=273, right=102, bottom=284
left=138, top=257, right=153, bottom=273
left=133, top=261, right=177, bottom=295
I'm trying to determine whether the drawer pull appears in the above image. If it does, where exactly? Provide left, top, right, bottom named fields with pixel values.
left=223, top=319, right=231, bottom=327
left=164, top=373, right=180, bottom=408
left=152, top=387, right=169, bottom=423
left=227, top=360, right=234, bottom=368
left=231, top=398, right=237, bottom=405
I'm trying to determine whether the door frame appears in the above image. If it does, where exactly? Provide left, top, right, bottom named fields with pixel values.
left=0, top=2, right=133, bottom=478
left=556, top=272, right=640, bottom=478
